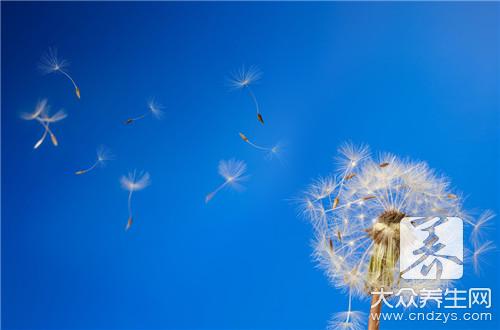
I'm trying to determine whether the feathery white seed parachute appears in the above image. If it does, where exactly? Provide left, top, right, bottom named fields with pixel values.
left=121, top=171, right=151, bottom=192
left=148, top=99, right=164, bottom=119
left=228, top=65, right=262, bottom=89
left=205, top=159, right=247, bottom=203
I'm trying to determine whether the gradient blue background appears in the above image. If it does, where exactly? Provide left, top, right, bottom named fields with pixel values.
left=2, top=2, right=499, bottom=330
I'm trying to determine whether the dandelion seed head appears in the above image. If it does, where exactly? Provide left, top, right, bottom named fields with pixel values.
left=228, top=65, right=262, bottom=89
left=301, top=143, right=494, bottom=297
left=121, top=171, right=151, bottom=192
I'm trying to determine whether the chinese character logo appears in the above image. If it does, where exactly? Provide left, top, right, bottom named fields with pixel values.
left=400, top=217, right=463, bottom=280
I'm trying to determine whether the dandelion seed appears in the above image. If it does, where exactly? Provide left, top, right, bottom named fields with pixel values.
left=332, top=197, right=339, bottom=209
left=472, top=241, right=495, bottom=275
left=229, top=66, right=265, bottom=124
left=124, top=99, right=164, bottom=125
left=300, top=142, right=494, bottom=330
left=75, top=146, right=114, bottom=175
left=205, top=159, right=247, bottom=203
left=345, top=173, right=356, bottom=180
left=327, top=308, right=365, bottom=330
left=238, top=131, right=280, bottom=159
left=471, top=210, right=495, bottom=244
left=39, top=48, right=81, bottom=99
left=120, top=171, right=150, bottom=230
left=21, top=99, right=66, bottom=149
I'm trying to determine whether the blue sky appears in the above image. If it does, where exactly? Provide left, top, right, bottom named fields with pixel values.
left=2, top=2, right=499, bottom=330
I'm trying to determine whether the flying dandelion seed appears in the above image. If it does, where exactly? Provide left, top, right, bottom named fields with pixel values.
left=21, top=99, right=67, bottom=149
left=124, top=99, right=164, bottom=125
left=471, top=240, right=495, bottom=275
left=299, top=142, right=495, bottom=330
left=39, top=48, right=81, bottom=99
left=205, top=159, right=247, bottom=203
left=120, top=171, right=150, bottom=231
left=328, top=310, right=365, bottom=330
left=238, top=132, right=280, bottom=159
left=75, top=146, right=114, bottom=175
left=229, top=66, right=265, bottom=124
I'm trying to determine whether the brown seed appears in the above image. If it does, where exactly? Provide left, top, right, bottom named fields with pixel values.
left=337, top=230, right=342, bottom=242
left=124, top=118, right=134, bottom=125
left=75, top=87, right=81, bottom=99
left=363, top=195, right=376, bottom=201
left=328, top=239, right=334, bottom=251
left=345, top=173, right=356, bottom=180
left=332, top=197, right=339, bottom=209
left=239, top=132, right=249, bottom=142
left=75, top=170, right=85, bottom=175
left=50, top=134, right=58, bottom=146
left=379, top=162, right=390, bottom=168
left=125, top=217, right=133, bottom=231
left=257, top=113, right=264, bottom=124
left=447, top=193, right=458, bottom=199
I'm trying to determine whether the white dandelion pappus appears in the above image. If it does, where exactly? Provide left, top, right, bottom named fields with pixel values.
left=21, top=99, right=48, bottom=121
left=39, top=48, right=81, bottom=99
left=205, top=159, right=247, bottom=203
left=75, top=146, right=114, bottom=175
left=471, top=210, right=495, bottom=244
left=472, top=240, right=495, bottom=275
left=300, top=142, right=495, bottom=330
left=228, top=65, right=265, bottom=124
left=328, top=310, right=365, bottom=330
left=120, top=171, right=151, bottom=230
left=124, top=99, right=164, bottom=125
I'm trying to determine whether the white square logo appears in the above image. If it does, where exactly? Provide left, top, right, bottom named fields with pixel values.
left=400, top=217, right=463, bottom=280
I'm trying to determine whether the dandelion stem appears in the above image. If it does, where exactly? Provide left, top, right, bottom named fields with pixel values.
left=246, top=140, right=269, bottom=151
left=240, top=132, right=273, bottom=152
left=75, top=159, right=99, bottom=175
left=37, top=120, right=58, bottom=146
left=128, top=190, right=133, bottom=219
left=131, top=113, right=149, bottom=121
left=34, top=128, right=49, bottom=149
left=58, top=69, right=80, bottom=98
left=205, top=180, right=230, bottom=203
left=246, top=86, right=264, bottom=124
left=246, top=87, right=259, bottom=115
left=368, top=294, right=382, bottom=330
left=345, top=289, right=352, bottom=324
